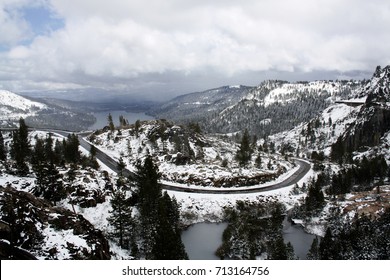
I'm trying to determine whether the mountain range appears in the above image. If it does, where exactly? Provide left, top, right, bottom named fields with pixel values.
left=0, top=90, right=95, bottom=131
left=150, top=77, right=367, bottom=137
left=0, top=65, right=389, bottom=260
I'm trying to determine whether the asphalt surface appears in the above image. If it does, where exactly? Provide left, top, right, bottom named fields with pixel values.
left=49, top=130, right=311, bottom=194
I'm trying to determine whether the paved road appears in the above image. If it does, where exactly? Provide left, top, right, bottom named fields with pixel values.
left=160, top=159, right=310, bottom=194
left=49, top=130, right=311, bottom=194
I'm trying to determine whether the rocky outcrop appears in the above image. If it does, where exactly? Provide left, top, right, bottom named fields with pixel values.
left=331, top=66, right=390, bottom=160
left=0, top=186, right=111, bottom=260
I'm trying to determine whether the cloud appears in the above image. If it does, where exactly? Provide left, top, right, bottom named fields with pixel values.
left=1, top=0, right=390, bottom=97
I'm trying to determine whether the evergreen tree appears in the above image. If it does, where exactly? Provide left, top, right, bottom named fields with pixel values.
left=117, top=156, right=126, bottom=178
left=0, top=130, right=6, bottom=161
left=152, top=192, right=188, bottom=260
left=10, top=118, right=30, bottom=175
left=31, top=137, right=47, bottom=197
left=54, top=139, right=65, bottom=166
left=64, top=134, right=80, bottom=164
left=307, top=236, right=320, bottom=260
left=108, top=113, right=115, bottom=132
left=135, top=156, right=187, bottom=259
left=88, top=144, right=100, bottom=169
left=136, top=156, right=162, bottom=218
left=319, top=228, right=337, bottom=260
left=107, top=187, right=134, bottom=249
left=267, top=237, right=294, bottom=260
left=255, top=154, right=262, bottom=168
left=119, top=115, right=128, bottom=127
left=44, top=162, right=66, bottom=203
left=235, top=129, right=252, bottom=166
left=44, top=133, right=57, bottom=164
left=134, top=120, right=141, bottom=138
left=135, top=156, right=161, bottom=258
left=304, top=180, right=325, bottom=215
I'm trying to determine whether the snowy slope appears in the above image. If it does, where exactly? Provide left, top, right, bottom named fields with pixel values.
left=202, top=79, right=365, bottom=136
left=262, top=80, right=361, bottom=107
left=149, top=85, right=253, bottom=122
left=0, top=90, right=96, bottom=130
left=88, top=120, right=294, bottom=188
left=268, top=65, right=390, bottom=161
left=0, top=90, right=47, bottom=122
left=269, top=102, right=362, bottom=157
left=0, top=90, right=47, bottom=111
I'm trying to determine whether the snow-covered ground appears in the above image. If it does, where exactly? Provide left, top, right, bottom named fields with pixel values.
left=269, top=102, right=363, bottom=156
left=0, top=90, right=47, bottom=123
left=88, top=120, right=294, bottom=188
left=169, top=163, right=315, bottom=226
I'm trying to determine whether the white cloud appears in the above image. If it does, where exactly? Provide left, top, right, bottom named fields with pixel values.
left=1, top=0, right=390, bottom=96
left=0, top=0, right=33, bottom=46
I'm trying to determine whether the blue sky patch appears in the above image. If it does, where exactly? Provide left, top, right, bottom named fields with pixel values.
left=21, top=5, right=64, bottom=37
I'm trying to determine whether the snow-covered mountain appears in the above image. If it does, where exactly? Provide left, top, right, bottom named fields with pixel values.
left=151, top=79, right=366, bottom=137
left=207, top=79, right=365, bottom=136
left=330, top=65, right=390, bottom=161
left=148, top=85, right=253, bottom=123
left=0, top=90, right=47, bottom=126
left=0, top=90, right=95, bottom=130
left=268, top=65, right=390, bottom=162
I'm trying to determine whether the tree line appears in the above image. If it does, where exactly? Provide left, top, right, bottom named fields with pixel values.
left=1, top=118, right=189, bottom=260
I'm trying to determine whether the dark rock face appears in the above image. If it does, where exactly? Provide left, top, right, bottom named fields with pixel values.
left=0, top=186, right=111, bottom=260
left=332, top=66, right=390, bottom=159
left=343, top=105, right=390, bottom=153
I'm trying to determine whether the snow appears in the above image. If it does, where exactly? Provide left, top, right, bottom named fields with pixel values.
left=167, top=162, right=313, bottom=226
left=0, top=90, right=46, bottom=111
left=0, top=90, right=47, bottom=122
left=40, top=227, right=89, bottom=260
left=261, top=81, right=351, bottom=107
left=88, top=121, right=293, bottom=188
left=269, top=102, right=362, bottom=156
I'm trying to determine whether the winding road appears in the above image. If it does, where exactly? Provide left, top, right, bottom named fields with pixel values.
left=50, top=130, right=311, bottom=194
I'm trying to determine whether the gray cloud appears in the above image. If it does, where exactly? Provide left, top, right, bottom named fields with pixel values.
left=1, top=0, right=390, bottom=100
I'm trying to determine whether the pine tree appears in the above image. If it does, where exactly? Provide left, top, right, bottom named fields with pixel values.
left=10, top=118, right=30, bottom=175
left=304, top=180, right=325, bottom=215
left=44, top=162, right=65, bottom=203
left=136, top=156, right=162, bottom=218
left=134, top=120, right=141, bottom=138
left=119, top=115, right=128, bottom=127
left=0, top=130, right=6, bottom=161
left=236, top=129, right=252, bottom=166
left=135, top=156, right=187, bottom=259
left=117, top=156, right=126, bottom=177
left=107, top=187, right=134, bottom=249
left=108, top=113, right=115, bottom=132
left=152, top=192, right=188, bottom=260
left=267, top=236, right=294, bottom=260
left=31, top=137, right=47, bottom=197
left=307, top=236, right=320, bottom=259
left=64, top=134, right=80, bottom=164
left=135, top=156, right=161, bottom=258
left=88, top=144, right=100, bottom=170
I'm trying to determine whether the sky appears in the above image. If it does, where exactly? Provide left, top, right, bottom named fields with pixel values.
left=1, top=0, right=390, bottom=102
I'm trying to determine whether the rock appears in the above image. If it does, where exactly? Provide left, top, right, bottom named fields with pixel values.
left=0, top=186, right=111, bottom=260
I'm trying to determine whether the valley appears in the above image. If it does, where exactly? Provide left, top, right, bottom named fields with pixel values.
left=0, top=65, right=389, bottom=260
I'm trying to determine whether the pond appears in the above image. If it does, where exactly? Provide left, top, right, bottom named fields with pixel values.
left=182, top=219, right=316, bottom=260
left=89, top=111, right=154, bottom=130
left=181, top=222, right=228, bottom=260
left=282, top=217, right=316, bottom=260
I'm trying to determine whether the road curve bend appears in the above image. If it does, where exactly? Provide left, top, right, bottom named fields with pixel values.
left=47, top=129, right=311, bottom=195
